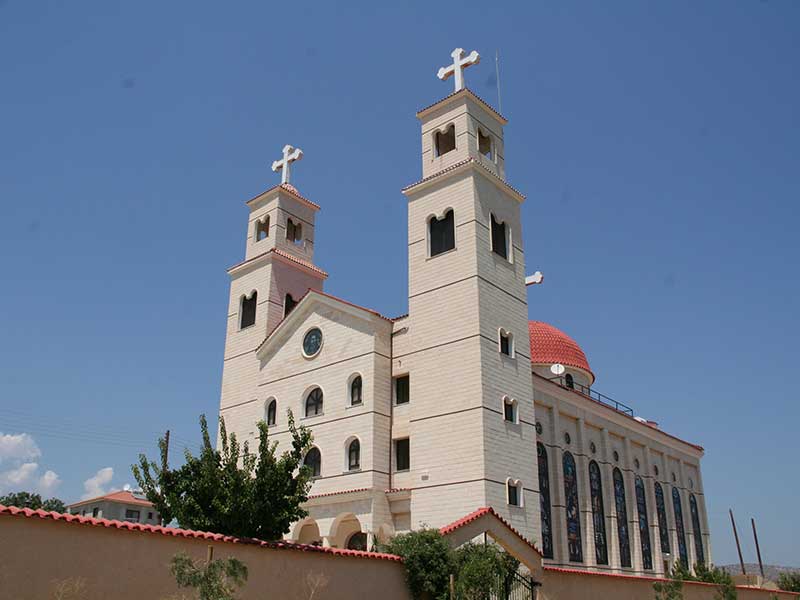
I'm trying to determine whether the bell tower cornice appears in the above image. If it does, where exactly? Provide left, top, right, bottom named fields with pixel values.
left=416, top=87, right=507, bottom=126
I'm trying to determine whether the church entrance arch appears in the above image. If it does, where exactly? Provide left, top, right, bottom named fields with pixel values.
left=329, top=513, right=363, bottom=549
left=294, top=518, right=322, bottom=546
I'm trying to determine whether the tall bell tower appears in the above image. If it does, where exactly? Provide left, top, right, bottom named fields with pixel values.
left=218, top=146, right=327, bottom=418
left=399, top=49, right=539, bottom=541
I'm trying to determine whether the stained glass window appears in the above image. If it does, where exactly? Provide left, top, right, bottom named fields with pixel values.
left=537, top=442, right=554, bottom=559
left=672, top=487, right=688, bottom=565
left=635, top=476, right=653, bottom=570
left=563, top=451, right=583, bottom=562
left=613, top=468, right=631, bottom=568
left=689, top=494, right=705, bottom=565
left=654, top=483, right=670, bottom=555
left=588, top=461, right=608, bottom=565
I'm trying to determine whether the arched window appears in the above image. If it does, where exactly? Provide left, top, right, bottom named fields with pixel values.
left=350, top=376, right=363, bottom=406
left=635, top=476, right=653, bottom=570
left=265, top=399, right=276, bottom=426
left=654, top=483, right=671, bottom=555
left=346, top=532, right=367, bottom=551
left=506, top=479, right=522, bottom=507
left=286, top=218, right=302, bottom=244
left=588, top=461, right=608, bottom=565
left=429, top=210, right=455, bottom=257
left=689, top=494, right=705, bottom=565
left=613, top=468, right=631, bottom=568
left=672, top=487, right=688, bottom=565
left=305, top=387, right=323, bottom=417
left=565, top=373, right=575, bottom=389
left=490, top=213, right=509, bottom=260
left=563, top=451, right=583, bottom=562
left=499, top=329, right=513, bottom=357
left=304, top=447, right=321, bottom=478
left=434, top=124, right=455, bottom=157
left=478, top=128, right=492, bottom=159
left=255, top=216, right=270, bottom=241
left=240, top=291, right=257, bottom=329
left=537, top=443, right=554, bottom=559
left=502, top=396, right=517, bottom=423
left=284, top=293, right=297, bottom=317
left=347, top=439, right=360, bottom=471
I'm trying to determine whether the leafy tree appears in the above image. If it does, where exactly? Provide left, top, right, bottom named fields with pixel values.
left=170, top=551, right=247, bottom=600
left=132, top=412, right=312, bottom=539
left=453, top=543, right=520, bottom=600
left=379, top=529, right=455, bottom=600
left=659, top=562, right=736, bottom=600
left=0, top=491, right=66, bottom=513
left=778, top=571, right=800, bottom=592
left=691, top=563, right=737, bottom=600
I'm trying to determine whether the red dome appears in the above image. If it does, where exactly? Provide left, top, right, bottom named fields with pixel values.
left=528, top=321, right=594, bottom=381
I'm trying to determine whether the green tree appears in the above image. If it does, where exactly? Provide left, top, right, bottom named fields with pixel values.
left=691, top=563, right=737, bottom=600
left=170, top=551, right=247, bottom=600
left=379, top=529, right=455, bottom=600
left=778, top=571, right=800, bottom=592
left=653, top=564, right=684, bottom=600
left=453, top=543, right=520, bottom=600
left=0, top=491, right=66, bottom=513
left=132, top=412, right=313, bottom=539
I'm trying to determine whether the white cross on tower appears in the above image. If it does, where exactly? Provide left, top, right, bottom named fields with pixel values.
left=271, top=144, right=304, bottom=185
left=437, top=48, right=481, bottom=92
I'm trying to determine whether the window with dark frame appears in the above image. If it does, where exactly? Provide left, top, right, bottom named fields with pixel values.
left=125, top=509, right=140, bottom=523
left=255, top=216, right=270, bottom=241
left=305, top=387, right=323, bottom=417
left=286, top=218, right=302, bottom=244
left=350, top=376, right=363, bottom=405
left=304, top=447, right=321, bottom=478
left=429, top=210, right=455, bottom=257
left=565, top=373, right=575, bottom=389
left=508, top=481, right=520, bottom=506
left=434, top=125, right=456, bottom=157
left=266, top=399, right=277, bottom=426
left=92, top=507, right=99, bottom=518
left=500, top=331, right=511, bottom=356
left=491, top=214, right=508, bottom=259
left=395, top=375, right=409, bottom=405
left=478, top=129, right=492, bottom=158
left=240, top=292, right=257, bottom=329
left=503, top=398, right=516, bottom=423
left=395, top=438, right=410, bottom=471
left=348, top=439, right=360, bottom=471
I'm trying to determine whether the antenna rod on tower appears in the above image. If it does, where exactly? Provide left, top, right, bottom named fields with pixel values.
left=729, top=509, right=746, bottom=575
left=495, top=49, right=502, bottom=114
left=751, top=518, right=765, bottom=579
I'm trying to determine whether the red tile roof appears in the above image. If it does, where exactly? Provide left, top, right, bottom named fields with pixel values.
left=245, top=183, right=321, bottom=211
left=0, top=505, right=401, bottom=562
left=439, top=507, right=541, bottom=556
left=227, top=248, right=328, bottom=278
left=308, top=487, right=371, bottom=500
left=68, top=490, right=154, bottom=509
left=402, top=157, right=525, bottom=201
left=528, top=320, right=594, bottom=381
left=416, top=88, right=508, bottom=124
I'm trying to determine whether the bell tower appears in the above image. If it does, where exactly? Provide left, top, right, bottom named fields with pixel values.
left=219, top=145, right=327, bottom=417
left=399, top=49, right=538, bottom=541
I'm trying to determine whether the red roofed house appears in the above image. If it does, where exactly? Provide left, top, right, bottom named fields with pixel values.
left=66, top=490, right=160, bottom=525
left=214, top=48, right=709, bottom=579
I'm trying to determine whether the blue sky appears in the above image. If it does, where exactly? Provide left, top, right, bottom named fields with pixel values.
left=1, top=0, right=798, bottom=566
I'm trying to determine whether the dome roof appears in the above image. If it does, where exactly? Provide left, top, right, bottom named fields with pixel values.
left=528, top=321, right=594, bottom=382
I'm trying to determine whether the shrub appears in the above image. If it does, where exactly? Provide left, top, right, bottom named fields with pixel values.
left=379, top=529, right=455, bottom=600
left=778, top=571, right=800, bottom=592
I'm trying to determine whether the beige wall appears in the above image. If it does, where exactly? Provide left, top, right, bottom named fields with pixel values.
left=0, top=516, right=411, bottom=600
left=539, top=568, right=799, bottom=600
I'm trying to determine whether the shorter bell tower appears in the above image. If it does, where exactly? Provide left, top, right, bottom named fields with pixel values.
left=219, top=145, right=327, bottom=415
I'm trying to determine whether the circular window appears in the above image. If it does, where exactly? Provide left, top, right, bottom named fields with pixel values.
left=634, top=459, right=640, bottom=470
left=302, top=328, right=323, bottom=357
left=564, top=432, right=571, bottom=445
left=590, top=442, right=597, bottom=454
left=654, top=465, right=660, bottom=476
left=535, top=422, right=543, bottom=436
left=613, top=451, right=619, bottom=462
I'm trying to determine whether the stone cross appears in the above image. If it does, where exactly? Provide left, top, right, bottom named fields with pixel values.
left=437, top=48, right=481, bottom=92
left=271, top=144, right=304, bottom=185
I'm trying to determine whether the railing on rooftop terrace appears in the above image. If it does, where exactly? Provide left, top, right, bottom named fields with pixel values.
left=549, top=376, right=635, bottom=417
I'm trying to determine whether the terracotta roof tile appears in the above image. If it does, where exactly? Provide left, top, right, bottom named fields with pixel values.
left=68, top=490, right=154, bottom=509
left=227, top=248, right=328, bottom=278
left=0, top=505, right=401, bottom=562
left=416, top=88, right=508, bottom=124
left=402, top=157, right=525, bottom=200
left=246, top=183, right=321, bottom=211
left=439, top=506, right=541, bottom=556
left=528, top=320, right=593, bottom=379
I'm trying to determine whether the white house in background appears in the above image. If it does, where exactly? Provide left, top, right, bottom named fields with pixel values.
left=67, top=490, right=160, bottom=525
left=216, top=48, right=710, bottom=577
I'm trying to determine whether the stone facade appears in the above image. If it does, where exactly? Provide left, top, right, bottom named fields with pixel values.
left=217, top=87, right=710, bottom=576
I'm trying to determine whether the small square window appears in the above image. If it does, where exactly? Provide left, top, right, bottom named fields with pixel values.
left=395, top=375, right=410, bottom=405
left=125, top=509, right=140, bottom=522
left=395, top=438, right=410, bottom=471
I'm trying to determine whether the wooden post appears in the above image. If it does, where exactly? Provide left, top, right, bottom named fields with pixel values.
left=207, top=545, right=214, bottom=564
left=729, top=509, right=746, bottom=575
left=751, top=518, right=765, bottom=578
left=449, top=573, right=455, bottom=600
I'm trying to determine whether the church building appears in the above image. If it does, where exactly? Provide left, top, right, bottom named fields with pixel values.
left=217, top=48, right=709, bottom=577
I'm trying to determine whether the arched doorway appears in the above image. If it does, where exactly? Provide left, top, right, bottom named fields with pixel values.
left=295, top=519, right=322, bottom=546
left=329, top=513, right=363, bottom=549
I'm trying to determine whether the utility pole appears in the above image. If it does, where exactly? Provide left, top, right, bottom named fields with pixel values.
left=729, top=509, right=746, bottom=575
left=751, top=518, right=765, bottom=579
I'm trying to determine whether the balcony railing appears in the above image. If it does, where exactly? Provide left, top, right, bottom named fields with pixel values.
left=549, top=376, right=635, bottom=417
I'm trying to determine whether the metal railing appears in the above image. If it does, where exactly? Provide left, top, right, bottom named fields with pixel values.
left=549, top=376, right=635, bottom=417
